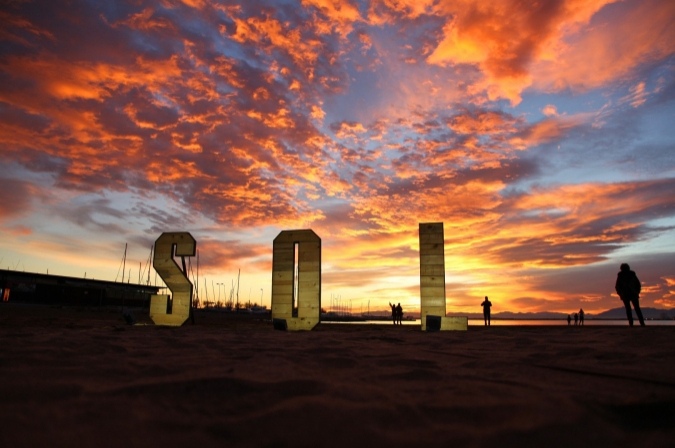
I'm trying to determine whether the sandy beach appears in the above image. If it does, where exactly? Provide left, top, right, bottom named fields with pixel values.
left=1, top=304, right=674, bottom=447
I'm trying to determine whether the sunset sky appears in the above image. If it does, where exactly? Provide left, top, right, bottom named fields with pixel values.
left=1, top=0, right=674, bottom=315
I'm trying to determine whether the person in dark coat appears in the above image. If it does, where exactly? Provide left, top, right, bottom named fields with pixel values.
left=481, top=296, right=492, bottom=326
left=615, top=263, right=645, bottom=327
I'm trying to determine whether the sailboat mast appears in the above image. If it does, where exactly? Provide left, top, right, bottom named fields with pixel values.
left=121, top=243, right=127, bottom=284
left=203, top=278, right=208, bottom=306
left=196, top=249, right=199, bottom=307
left=121, top=243, right=127, bottom=308
left=236, top=268, right=240, bottom=308
left=146, top=244, right=153, bottom=285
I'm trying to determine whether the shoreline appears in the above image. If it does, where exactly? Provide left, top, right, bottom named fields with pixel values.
left=3, top=302, right=672, bottom=327
left=3, top=301, right=673, bottom=331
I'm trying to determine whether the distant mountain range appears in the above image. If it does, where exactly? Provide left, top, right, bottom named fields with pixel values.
left=451, top=307, right=675, bottom=320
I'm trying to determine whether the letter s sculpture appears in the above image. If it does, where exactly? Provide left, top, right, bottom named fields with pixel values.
left=150, top=232, right=196, bottom=326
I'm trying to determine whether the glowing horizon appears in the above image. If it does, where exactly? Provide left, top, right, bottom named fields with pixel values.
left=1, top=0, right=674, bottom=315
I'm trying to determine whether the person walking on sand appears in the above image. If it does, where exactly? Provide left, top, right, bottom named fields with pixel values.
left=615, top=263, right=646, bottom=327
left=481, top=296, right=492, bottom=326
left=396, top=303, right=403, bottom=325
left=567, top=314, right=571, bottom=326
left=574, top=313, right=578, bottom=325
left=579, top=308, right=585, bottom=326
left=389, top=302, right=397, bottom=325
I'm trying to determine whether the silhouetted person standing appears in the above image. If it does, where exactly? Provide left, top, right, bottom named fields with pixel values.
left=574, top=313, right=578, bottom=325
left=389, top=302, right=397, bottom=325
left=481, top=296, right=492, bottom=326
left=396, top=303, right=403, bottom=325
left=567, top=314, right=571, bottom=326
left=615, top=263, right=645, bottom=326
left=579, top=308, right=585, bottom=325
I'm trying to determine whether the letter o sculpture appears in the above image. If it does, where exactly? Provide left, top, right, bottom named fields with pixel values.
left=271, top=229, right=321, bottom=331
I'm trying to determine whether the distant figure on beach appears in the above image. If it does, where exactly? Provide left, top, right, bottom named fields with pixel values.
left=615, top=263, right=646, bottom=327
left=574, top=313, right=578, bottom=325
left=579, top=308, right=585, bottom=325
left=396, top=303, right=403, bottom=325
left=481, top=296, right=492, bottom=326
left=389, top=302, right=397, bottom=325
left=122, top=308, right=136, bottom=325
left=567, top=314, right=571, bottom=326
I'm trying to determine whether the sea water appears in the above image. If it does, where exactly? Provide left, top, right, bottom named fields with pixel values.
left=337, top=319, right=675, bottom=326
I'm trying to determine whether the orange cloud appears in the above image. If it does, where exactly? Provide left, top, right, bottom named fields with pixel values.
left=231, top=15, right=323, bottom=79
left=196, top=238, right=269, bottom=273
left=542, top=105, right=558, bottom=117
left=532, top=0, right=675, bottom=94
left=367, top=0, right=438, bottom=25
left=332, top=120, right=368, bottom=139
left=449, top=110, right=518, bottom=135
left=310, top=104, right=326, bottom=121
left=426, top=1, right=616, bottom=104
left=621, top=81, right=648, bottom=108
left=7, top=225, right=33, bottom=236
left=113, top=7, right=176, bottom=32
left=510, top=114, right=587, bottom=149
left=246, top=106, right=295, bottom=129
left=180, top=0, right=208, bottom=9
left=301, top=0, right=362, bottom=37
left=146, top=159, right=205, bottom=183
